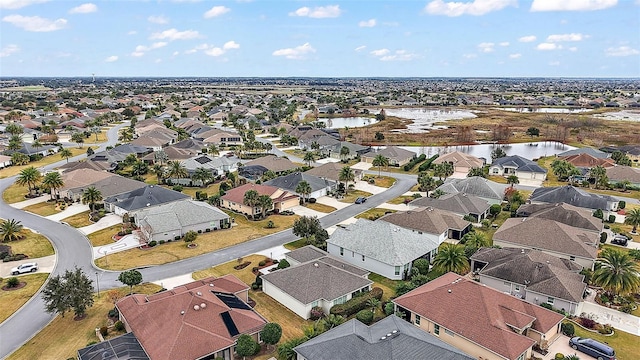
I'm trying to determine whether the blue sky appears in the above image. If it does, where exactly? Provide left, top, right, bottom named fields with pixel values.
left=1, top=0, right=638, bottom=77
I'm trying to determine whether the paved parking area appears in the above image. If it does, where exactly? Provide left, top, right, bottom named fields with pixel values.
left=290, top=205, right=326, bottom=218
left=46, top=203, right=89, bottom=221
left=1, top=255, right=55, bottom=277
left=79, top=214, right=126, bottom=235
left=540, top=335, right=596, bottom=360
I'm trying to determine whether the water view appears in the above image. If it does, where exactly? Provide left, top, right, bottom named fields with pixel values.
left=380, top=108, right=477, bottom=133
left=320, top=116, right=379, bottom=129
left=495, top=107, right=592, bottom=114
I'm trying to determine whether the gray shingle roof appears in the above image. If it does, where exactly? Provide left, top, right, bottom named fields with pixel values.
left=437, top=176, right=507, bottom=202
left=137, top=200, right=229, bottom=233
left=471, top=247, right=586, bottom=303
left=105, top=185, right=190, bottom=212
left=363, top=146, right=416, bottom=161
left=261, top=258, right=372, bottom=304
left=380, top=208, right=470, bottom=234
left=328, top=219, right=440, bottom=266
left=294, top=315, right=474, bottom=360
left=491, top=155, right=547, bottom=174
left=410, top=193, right=490, bottom=216
left=286, top=245, right=327, bottom=264
left=264, top=172, right=336, bottom=193
left=516, top=202, right=602, bottom=232
left=558, top=148, right=609, bottom=159
left=530, top=185, right=617, bottom=210
left=305, top=162, right=362, bottom=182
left=606, top=165, right=640, bottom=183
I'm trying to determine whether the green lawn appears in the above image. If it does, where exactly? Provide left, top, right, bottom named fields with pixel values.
left=302, top=202, right=336, bottom=213
left=60, top=211, right=92, bottom=228
left=355, top=208, right=397, bottom=220
left=2, top=183, right=31, bottom=204
left=362, top=175, right=396, bottom=188
left=2, top=224, right=55, bottom=258
left=339, top=190, right=373, bottom=204
left=284, top=238, right=307, bottom=250
left=21, top=201, right=59, bottom=217
left=565, top=320, right=639, bottom=360
left=87, top=224, right=121, bottom=246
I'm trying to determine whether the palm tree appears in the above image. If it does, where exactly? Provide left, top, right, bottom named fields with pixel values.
left=506, top=175, right=519, bottom=187
left=131, top=161, right=148, bottom=177
left=592, top=248, right=640, bottom=297
left=467, top=167, right=486, bottom=178
left=320, top=314, right=345, bottom=330
left=303, top=151, right=315, bottom=166
left=367, top=298, right=381, bottom=313
left=624, top=208, right=640, bottom=234
left=257, top=194, right=273, bottom=219
left=71, top=132, right=85, bottom=148
left=430, top=189, right=446, bottom=199
left=372, top=154, right=389, bottom=178
left=59, top=148, right=73, bottom=163
left=277, top=338, right=306, bottom=360
left=296, top=180, right=312, bottom=203
left=207, top=144, right=219, bottom=156
left=42, top=171, right=64, bottom=200
left=192, top=167, right=212, bottom=187
left=118, top=127, right=134, bottom=142
left=11, top=152, right=29, bottom=166
left=16, top=166, right=42, bottom=197
left=243, top=189, right=260, bottom=216
left=338, top=166, right=355, bottom=194
left=166, top=160, right=188, bottom=180
left=82, top=186, right=103, bottom=213
left=432, top=243, right=469, bottom=275
left=8, top=135, right=22, bottom=151
left=32, top=139, right=43, bottom=153
left=151, top=164, right=165, bottom=184
left=590, top=165, right=608, bottom=189
left=417, top=172, right=437, bottom=192
left=339, top=146, right=350, bottom=161
left=0, top=219, right=24, bottom=242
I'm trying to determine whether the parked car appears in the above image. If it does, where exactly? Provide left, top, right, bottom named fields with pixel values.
left=279, top=210, right=295, bottom=216
left=11, top=262, right=38, bottom=275
left=355, top=197, right=367, bottom=204
left=569, top=337, right=616, bottom=360
left=612, top=235, right=629, bottom=246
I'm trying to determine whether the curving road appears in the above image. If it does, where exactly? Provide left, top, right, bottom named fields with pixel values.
left=0, top=125, right=416, bottom=358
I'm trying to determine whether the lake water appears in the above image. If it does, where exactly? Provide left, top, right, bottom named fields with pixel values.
left=594, top=110, right=640, bottom=121
left=379, top=108, right=477, bottom=133
left=495, top=107, right=592, bottom=114
left=390, top=141, right=574, bottom=163
left=320, top=116, right=379, bottom=129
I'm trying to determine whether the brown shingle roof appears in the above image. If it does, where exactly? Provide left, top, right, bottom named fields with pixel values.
left=562, top=153, right=615, bottom=168
left=380, top=208, right=470, bottom=234
left=221, top=183, right=297, bottom=205
left=433, top=151, right=484, bottom=169
left=60, top=168, right=115, bottom=191
left=244, top=155, right=299, bottom=172
left=516, top=202, right=602, bottom=232
left=305, top=162, right=362, bottom=182
left=394, top=273, right=564, bottom=360
left=606, top=165, right=640, bottom=183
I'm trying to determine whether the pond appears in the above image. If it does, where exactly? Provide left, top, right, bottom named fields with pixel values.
left=319, top=116, right=379, bottom=129
left=495, top=107, right=592, bottom=114
left=379, top=108, right=477, bottom=133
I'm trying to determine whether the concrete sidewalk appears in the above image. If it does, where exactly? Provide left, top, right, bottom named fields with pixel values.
left=79, top=214, right=123, bottom=235
left=9, top=194, right=49, bottom=209
left=291, top=205, right=326, bottom=218
left=46, top=203, right=89, bottom=221
left=581, top=300, right=640, bottom=335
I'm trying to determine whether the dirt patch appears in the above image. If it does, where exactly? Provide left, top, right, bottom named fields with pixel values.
left=234, top=261, right=252, bottom=270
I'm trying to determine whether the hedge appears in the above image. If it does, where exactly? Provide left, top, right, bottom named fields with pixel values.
left=330, top=287, right=383, bottom=317
left=418, top=154, right=439, bottom=172
left=403, top=154, right=427, bottom=171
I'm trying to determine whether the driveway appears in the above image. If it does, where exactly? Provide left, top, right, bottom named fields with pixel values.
left=0, top=255, right=56, bottom=278
left=46, top=203, right=90, bottom=221
left=79, top=214, right=123, bottom=235
left=93, top=233, right=142, bottom=259
left=353, top=181, right=387, bottom=195
left=540, top=334, right=595, bottom=360
left=581, top=300, right=640, bottom=336
left=9, top=194, right=48, bottom=209
left=290, top=205, right=326, bottom=218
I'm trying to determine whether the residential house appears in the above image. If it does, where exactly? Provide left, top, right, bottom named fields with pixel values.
left=516, top=202, right=603, bottom=233
left=0, top=154, right=11, bottom=168
left=59, top=168, right=115, bottom=196
left=470, top=247, right=587, bottom=315
left=130, top=129, right=176, bottom=151
left=433, top=151, right=484, bottom=174
left=436, top=176, right=508, bottom=205
left=294, top=315, right=475, bottom=360
left=240, top=155, right=299, bottom=180
left=606, top=165, right=640, bottom=187
left=600, top=145, right=640, bottom=163
left=135, top=200, right=230, bottom=242
left=116, top=275, right=267, bottom=360
left=530, top=185, right=619, bottom=214
left=299, top=134, right=339, bottom=152
left=104, top=185, right=190, bottom=216
left=220, top=183, right=298, bottom=217
left=77, top=332, right=149, bottom=360
left=65, top=174, right=147, bottom=203
left=493, top=217, right=598, bottom=269
left=558, top=148, right=610, bottom=159
left=169, top=155, right=239, bottom=186
left=394, top=273, right=565, bottom=360
left=326, top=218, right=441, bottom=280
left=410, top=193, right=491, bottom=222
left=489, top=155, right=547, bottom=181
left=264, top=172, right=337, bottom=199
left=329, top=141, right=370, bottom=160
left=559, top=153, right=615, bottom=169
left=305, top=162, right=363, bottom=182
left=380, top=207, right=472, bottom=244
left=361, top=146, right=416, bottom=167
left=195, top=129, right=243, bottom=146
left=261, top=247, right=372, bottom=320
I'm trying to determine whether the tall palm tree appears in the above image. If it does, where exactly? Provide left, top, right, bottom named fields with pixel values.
left=192, top=167, right=212, bottom=187
left=243, top=189, right=260, bottom=216
left=338, top=166, right=355, bottom=195
left=303, top=151, right=315, bottom=166
left=59, top=148, right=73, bottom=163
left=151, top=164, right=165, bottom=184
left=131, top=161, right=148, bottom=177
left=296, top=180, right=312, bottom=203
left=11, top=152, right=29, bottom=166
left=625, top=208, right=640, bottom=234
left=590, top=165, right=608, bottom=189
left=257, top=194, right=273, bottom=219
left=432, top=243, right=469, bottom=275
left=8, top=135, right=22, bottom=151
left=372, top=154, right=389, bottom=178
left=467, top=167, right=486, bottom=178
left=42, top=171, right=64, bottom=201
left=82, top=186, right=103, bottom=213
left=71, top=132, right=85, bottom=148
left=339, top=146, right=350, bottom=161
left=593, top=248, right=640, bottom=297
left=16, top=166, right=42, bottom=197
left=32, top=139, right=43, bottom=153
left=462, top=231, right=489, bottom=249
left=0, top=219, right=24, bottom=242
left=417, top=172, right=437, bottom=192
left=207, top=144, right=219, bottom=156
left=166, top=160, right=188, bottom=180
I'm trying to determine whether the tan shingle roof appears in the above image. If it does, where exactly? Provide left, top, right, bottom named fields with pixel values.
left=380, top=208, right=470, bottom=234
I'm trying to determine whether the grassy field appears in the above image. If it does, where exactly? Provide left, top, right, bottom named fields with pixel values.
left=566, top=319, right=638, bottom=360
left=60, top=211, right=92, bottom=228
left=87, top=224, right=121, bottom=247
left=355, top=208, right=397, bottom=220
left=7, top=227, right=55, bottom=258
left=339, top=190, right=373, bottom=204
left=284, top=238, right=307, bottom=250
left=192, top=254, right=267, bottom=285
left=363, top=175, right=396, bottom=188
left=2, top=183, right=31, bottom=204
left=302, top=202, right=336, bottom=213
left=0, top=273, right=49, bottom=324
left=172, top=182, right=221, bottom=199
left=0, top=148, right=86, bottom=179
left=21, top=201, right=59, bottom=217
left=95, top=213, right=299, bottom=270
left=387, top=195, right=415, bottom=205
left=7, top=283, right=162, bottom=360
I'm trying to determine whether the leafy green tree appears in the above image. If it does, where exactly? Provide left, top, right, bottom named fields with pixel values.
left=590, top=165, right=609, bottom=189
left=491, top=147, right=506, bottom=161
left=1, top=219, right=24, bottom=242
left=260, top=323, right=283, bottom=350
left=5, top=122, right=23, bottom=135
left=42, top=171, right=64, bottom=200
left=59, top=148, right=73, bottom=163
left=277, top=337, right=306, bottom=360
left=432, top=243, right=469, bottom=275
left=467, top=167, right=487, bottom=178
left=624, top=208, right=640, bottom=233
left=295, top=180, right=312, bottom=203
left=71, top=132, right=85, bottom=148
left=42, top=267, right=94, bottom=318
left=82, top=186, right=103, bottom=213
left=118, top=270, right=143, bottom=295
left=372, top=154, right=389, bottom=177
left=8, top=135, right=22, bottom=151
left=339, top=146, right=350, bottom=161
left=236, top=334, right=259, bottom=360
left=16, top=166, right=42, bottom=197
left=506, top=175, right=519, bottom=187
left=593, top=248, right=640, bottom=297
left=526, top=127, right=540, bottom=137
left=413, top=258, right=430, bottom=275
left=292, top=216, right=322, bottom=244
left=338, top=166, right=355, bottom=194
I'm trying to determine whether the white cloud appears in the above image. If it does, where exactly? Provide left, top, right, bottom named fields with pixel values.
left=354, top=45, right=366, bottom=52
left=0, top=0, right=49, bottom=9
left=131, top=52, right=144, bottom=57
left=499, top=42, right=510, bottom=46
left=186, top=43, right=210, bottom=54
left=546, top=33, right=587, bottom=42
left=289, top=5, right=342, bottom=18
left=205, top=47, right=225, bottom=56
left=424, top=0, right=516, bottom=16
left=478, top=42, right=495, bottom=52
left=358, top=18, right=376, bottom=27
left=150, top=28, right=200, bottom=41
left=223, top=40, right=239, bottom=50
left=203, top=5, right=230, bottom=18
left=132, top=42, right=167, bottom=57
left=0, top=44, right=20, bottom=57
left=272, top=42, right=316, bottom=60
left=148, top=15, right=169, bottom=24
left=531, top=0, right=617, bottom=11
left=537, top=42, right=562, bottom=50
left=370, top=48, right=390, bottom=56
left=2, top=14, right=67, bottom=32
left=104, top=55, right=118, bottom=62
left=69, top=3, right=97, bottom=14
left=379, top=50, right=419, bottom=62
left=172, top=51, right=179, bottom=56
left=509, top=53, right=522, bottom=58
left=605, top=46, right=640, bottom=57
left=155, top=58, right=162, bottom=63
left=185, top=41, right=240, bottom=57
left=518, top=35, right=537, bottom=42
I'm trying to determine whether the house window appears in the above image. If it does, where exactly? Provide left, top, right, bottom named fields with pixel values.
left=570, top=256, right=576, bottom=261
left=340, top=247, right=344, bottom=256
left=362, top=255, right=365, bottom=261
left=547, top=297, right=555, bottom=305
left=515, top=286, right=520, bottom=291
left=311, top=300, right=319, bottom=308
left=395, top=266, right=401, bottom=276
left=415, top=315, right=421, bottom=325
left=434, top=324, right=440, bottom=336
left=517, top=353, right=526, bottom=360
left=334, top=295, right=347, bottom=305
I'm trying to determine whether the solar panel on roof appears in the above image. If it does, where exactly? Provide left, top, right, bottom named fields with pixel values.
left=194, top=156, right=212, bottom=164
left=220, top=311, right=239, bottom=337
left=213, top=291, right=252, bottom=310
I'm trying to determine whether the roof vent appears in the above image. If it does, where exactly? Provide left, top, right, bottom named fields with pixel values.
left=386, top=333, right=392, bottom=337
left=180, top=310, right=185, bottom=315
left=209, top=283, right=214, bottom=287
left=380, top=336, right=386, bottom=340
left=392, top=330, right=398, bottom=334
left=196, top=291, right=202, bottom=296
left=194, top=305, right=200, bottom=311
left=448, top=289, right=452, bottom=293
left=201, top=303, right=206, bottom=308
left=314, top=263, right=319, bottom=267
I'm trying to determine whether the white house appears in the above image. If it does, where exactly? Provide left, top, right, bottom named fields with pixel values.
left=489, top=155, right=547, bottom=181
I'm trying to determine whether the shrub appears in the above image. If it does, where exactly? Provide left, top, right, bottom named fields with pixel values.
left=148, top=240, right=157, bottom=247
left=100, top=326, right=108, bottom=336
left=183, top=230, right=197, bottom=243
left=310, top=306, right=324, bottom=320
left=600, top=232, right=608, bottom=243
left=561, top=322, right=575, bottom=337
left=412, top=259, right=430, bottom=275
left=620, top=304, right=634, bottom=314
left=619, top=200, right=626, bottom=209
left=540, top=303, right=553, bottom=310
left=368, top=178, right=375, bottom=184
left=403, top=154, right=427, bottom=171
left=158, top=240, right=165, bottom=245
left=308, top=198, right=317, bottom=203
left=114, top=320, right=125, bottom=331
left=251, top=283, right=260, bottom=290
left=579, top=317, right=597, bottom=329
left=172, top=185, right=183, bottom=192
left=258, top=260, right=267, bottom=267
left=108, top=308, right=119, bottom=318
left=330, top=287, right=383, bottom=317
left=384, top=302, right=395, bottom=316
left=598, top=324, right=614, bottom=334
left=266, top=220, right=275, bottom=229
left=554, top=353, right=565, bottom=360
left=277, top=259, right=290, bottom=269
left=252, top=266, right=259, bottom=272
left=356, top=310, right=374, bottom=325
left=489, top=204, right=502, bottom=217
left=6, top=277, right=19, bottom=288
left=418, top=154, right=439, bottom=172
left=564, top=355, right=579, bottom=360
left=593, top=209, right=603, bottom=219
left=604, top=224, right=610, bottom=229
left=254, top=275, right=262, bottom=287
left=608, top=214, right=616, bottom=223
